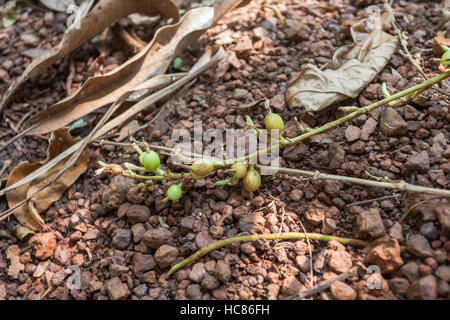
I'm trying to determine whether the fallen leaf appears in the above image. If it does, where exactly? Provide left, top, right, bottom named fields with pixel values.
left=14, top=225, right=35, bottom=241
left=6, top=245, right=24, bottom=279
left=5, top=129, right=88, bottom=231
left=0, top=45, right=225, bottom=206
left=21, top=0, right=242, bottom=136
left=0, top=0, right=180, bottom=111
left=285, top=13, right=397, bottom=113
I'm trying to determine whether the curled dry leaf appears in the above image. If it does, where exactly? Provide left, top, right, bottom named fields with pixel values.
left=15, top=225, right=36, bottom=241
left=285, top=13, right=397, bottom=113
left=21, top=0, right=243, bottom=136
left=0, top=0, right=180, bottom=111
left=5, top=129, right=88, bottom=231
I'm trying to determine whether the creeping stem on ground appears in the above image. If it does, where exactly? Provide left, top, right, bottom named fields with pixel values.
left=167, top=232, right=370, bottom=277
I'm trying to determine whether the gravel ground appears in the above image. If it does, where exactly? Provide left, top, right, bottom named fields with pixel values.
left=0, top=0, right=449, bottom=300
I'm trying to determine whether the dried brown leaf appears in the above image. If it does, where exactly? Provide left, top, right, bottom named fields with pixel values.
left=5, top=129, right=88, bottom=231
left=0, top=0, right=180, bottom=111
left=0, top=45, right=225, bottom=210
left=15, top=225, right=35, bottom=241
left=22, top=0, right=242, bottom=136
left=285, top=13, right=397, bottom=113
left=52, top=99, right=124, bottom=190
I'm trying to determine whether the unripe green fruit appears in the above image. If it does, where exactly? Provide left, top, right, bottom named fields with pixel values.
left=231, top=163, right=248, bottom=180
left=243, top=168, right=261, bottom=192
left=190, top=158, right=214, bottom=177
left=264, top=112, right=284, bottom=131
left=166, top=184, right=182, bottom=201
left=139, top=151, right=160, bottom=172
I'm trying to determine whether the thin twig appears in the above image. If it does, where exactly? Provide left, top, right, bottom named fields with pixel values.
left=40, top=285, right=54, bottom=300
left=16, top=105, right=39, bottom=131
left=5, top=118, right=19, bottom=133
left=92, top=140, right=174, bottom=153
left=0, top=124, right=37, bottom=152
left=226, top=70, right=450, bottom=166
left=167, top=233, right=370, bottom=277
left=262, top=5, right=285, bottom=27
left=398, top=197, right=439, bottom=222
left=112, top=24, right=145, bottom=54
left=92, top=139, right=450, bottom=198
left=131, top=29, right=147, bottom=47
left=284, top=265, right=360, bottom=300
left=65, top=59, right=76, bottom=96
left=347, top=194, right=399, bottom=207
left=256, top=165, right=450, bottom=198
left=0, top=160, right=11, bottom=178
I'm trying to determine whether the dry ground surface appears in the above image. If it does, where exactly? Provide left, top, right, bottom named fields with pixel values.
left=0, top=0, right=449, bottom=300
